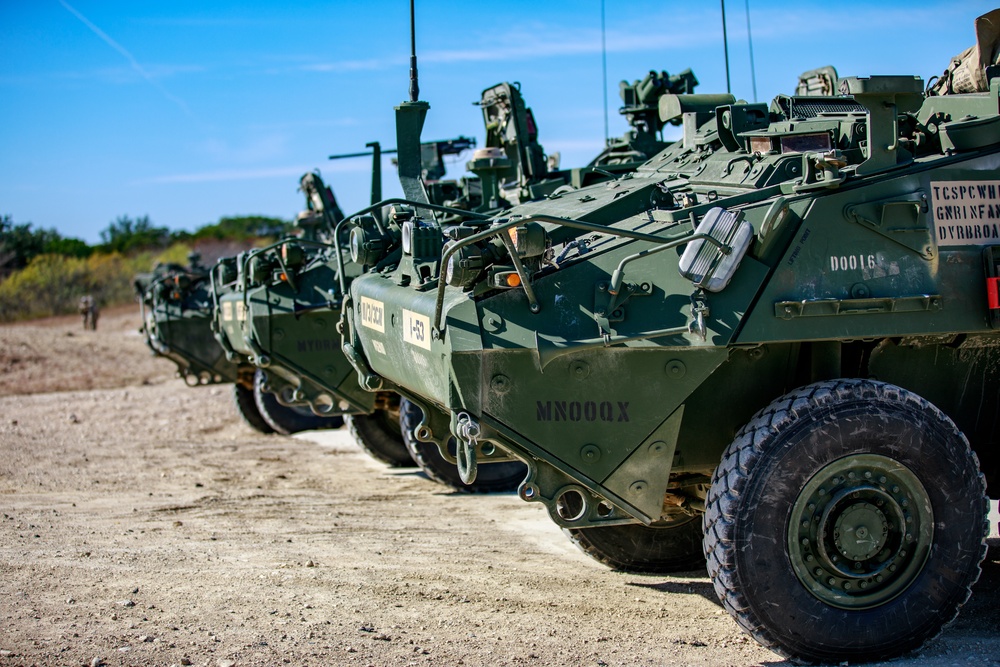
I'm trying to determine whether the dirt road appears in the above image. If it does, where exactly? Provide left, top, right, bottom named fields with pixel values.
left=1, top=309, right=998, bottom=666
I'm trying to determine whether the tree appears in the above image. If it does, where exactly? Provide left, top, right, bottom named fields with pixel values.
left=43, top=237, right=92, bottom=258
left=0, top=215, right=91, bottom=274
left=192, top=215, right=291, bottom=241
left=99, top=215, right=169, bottom=253
left=1, top=215, right=42, bottom=271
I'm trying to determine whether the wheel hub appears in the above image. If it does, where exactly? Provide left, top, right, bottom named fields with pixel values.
left=831, top=501, right=887, bottom=561
left=788, top=454, right=933, bottom=609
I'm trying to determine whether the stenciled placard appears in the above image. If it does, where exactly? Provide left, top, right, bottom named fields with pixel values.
left=931, top=181, right=1000, bottom=246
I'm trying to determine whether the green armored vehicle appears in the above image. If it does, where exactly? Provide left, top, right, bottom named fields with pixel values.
left=135, top=254, right=268, bottom=433
left=135, top=253, right=236, bottom=387
left=136, top=246, right=342, bottom=435
left=210, top=171, right=416, bottom=463
left=230, top=71, right=696, bottom=487
left=338, top=18, right=1000, bottom=665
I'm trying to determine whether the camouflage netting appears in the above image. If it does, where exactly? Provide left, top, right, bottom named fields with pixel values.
left=929, top=9, right=1000, bottom=95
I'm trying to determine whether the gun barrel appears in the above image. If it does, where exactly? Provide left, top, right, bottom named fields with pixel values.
left=435, top=136, right=476, bottom=155
left=328, top=149, right=399, bottom=160
left=329, top=135, right=475, bottom=163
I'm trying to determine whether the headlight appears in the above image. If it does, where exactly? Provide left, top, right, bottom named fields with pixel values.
left=509, top=222, right=547, bottom=258
left=349, top=226, right=384, bottom=266
left=401, top=220, right=414, bottom=255
left=280, top=242, right=304, bottom=268
left=248, top=255, right=273, bottom=285
left=444, top=243, right=484, bottom=288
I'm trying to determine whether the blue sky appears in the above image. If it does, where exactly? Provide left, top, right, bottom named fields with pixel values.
left=1, top=0, right=996, bottom=244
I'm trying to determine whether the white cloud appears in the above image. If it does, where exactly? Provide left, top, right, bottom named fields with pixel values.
left=198, top=135, right=291, bottom=164
left=136, top=159, right=369, bottom=185
left=244, top=118, right=363, bottom=132
left=298, top=59, right=388, bottom=73
left=137, top=166, right=315, bottom=185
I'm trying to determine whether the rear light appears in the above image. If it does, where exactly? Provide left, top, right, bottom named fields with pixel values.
left=988, top=277, right=1000, bottom=309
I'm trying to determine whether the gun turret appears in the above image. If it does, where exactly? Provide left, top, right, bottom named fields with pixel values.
left=296, top=172, right=344, bottom=241
left=590, top=68, right=700, bottom=167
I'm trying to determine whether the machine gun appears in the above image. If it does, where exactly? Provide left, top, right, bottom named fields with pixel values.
left=328, top=135, right=477, bottom=206
left=589, top=68, right=699, bottom=166
left=418, top=136, right=476, bottom=181
left=296, top=171, right=345, bottom=242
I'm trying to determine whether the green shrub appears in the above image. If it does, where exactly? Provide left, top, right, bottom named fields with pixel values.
left=0, top=251, right=151, bottom=321
left=0, top=226, right=286, bottom=322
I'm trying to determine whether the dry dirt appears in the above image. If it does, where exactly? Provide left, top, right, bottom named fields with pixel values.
left=1, top=308, right=998, bottom=667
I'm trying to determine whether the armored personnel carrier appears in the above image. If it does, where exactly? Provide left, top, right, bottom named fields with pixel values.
left=338, top=20, right=1000, bottom=664
left=209, top=171, right=414, bottom=461
left=135, top=253, right=235, bottom=387
left=230, top=71, right=697, bottom=486
left=134, top=252, right=338, bottom=434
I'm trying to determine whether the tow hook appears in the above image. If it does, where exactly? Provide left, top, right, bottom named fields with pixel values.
left=454, top=412, right=481, bottom=484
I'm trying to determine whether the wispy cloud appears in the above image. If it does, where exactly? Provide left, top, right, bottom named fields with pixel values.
left=290, top=23, right=721, bottom=75
left=58, top=0, right=197, bottom=120
left=139, top=166, right=312, bottom=185
left=136, top=159, right=366, bottom=186
left=198, top=135, right=291, bottom=164
left=297, top=59, right=388, bottom=73
left=245, top=118, right=363, bottom=132
left=133, top=16, right=275, bottom=29
left=46, top=63, right=206, bottom=86
left=288, top=3, right=965, bottom=76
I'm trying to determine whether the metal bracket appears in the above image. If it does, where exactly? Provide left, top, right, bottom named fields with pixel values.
left=594, top=280, right=652, bottom=336
left=845, top=191, right=934, bottom=259
left=776, top=294, right=942, bottom=319
left=689, top=290, right=710, bottom=340
left=792, top=150, right=848, bottom=192
left=518, top=459, right=643, bottom=528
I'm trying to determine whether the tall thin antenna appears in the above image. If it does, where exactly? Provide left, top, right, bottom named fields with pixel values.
left=601, top=0, right=609, bottom=144
left=745, top=0, right=758, bottom=102
left=720, top=0, right=731, bottom=95
left=408, top=0, right=419, bottom=102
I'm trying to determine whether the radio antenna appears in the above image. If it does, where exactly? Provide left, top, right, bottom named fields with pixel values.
left=395, top=0, right=430, bottom=205
left=601, top=0, right=609, bottom=144
left=720, top=0, right=731, bottom=95
left=745, top=0, right=758, bottom=102
left=409, top=0, right=419, bottom=102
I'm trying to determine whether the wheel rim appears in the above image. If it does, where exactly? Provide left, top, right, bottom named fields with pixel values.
left=787, top=454, right=933, bottom=610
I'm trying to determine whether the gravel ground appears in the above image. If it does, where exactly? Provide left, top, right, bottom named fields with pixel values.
left=0, top=308, right=998, bottom=667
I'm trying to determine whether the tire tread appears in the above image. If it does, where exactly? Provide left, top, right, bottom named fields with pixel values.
left=703, top=378, right=988, bottom=664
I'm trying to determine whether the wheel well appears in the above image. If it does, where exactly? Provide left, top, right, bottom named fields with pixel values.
left=674, top=338, right=999, bottom=496
left=867, top=335, right=1000, bottom=498
left=756, top=338, right=997, bottom=496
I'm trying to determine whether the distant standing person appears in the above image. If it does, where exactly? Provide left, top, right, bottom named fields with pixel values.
left=78, top=295, right=99, bottom=330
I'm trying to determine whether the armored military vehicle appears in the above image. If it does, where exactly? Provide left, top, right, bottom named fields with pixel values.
left=337, top=14, right=1000, bottom=662
left=136, top=247, right=343, bottom=435
left=134, top=253, right=318, bottom=434
left=209, top=171, right=415, bottom=462
left=135, top=253, right=237, bottom=387
left=230, top=70, right=698, bottom=487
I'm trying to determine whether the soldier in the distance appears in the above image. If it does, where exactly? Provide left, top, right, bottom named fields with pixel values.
left=78, top=294, right=99, bottom=330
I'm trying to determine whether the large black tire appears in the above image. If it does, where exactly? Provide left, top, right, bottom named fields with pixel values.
left=564, top=515, right=706, bottom=574
left=346, top=408, right=414, bottom=467
left=704, top=379, right=988, bottom=664
left=253, top=370, right=344, bottom=435
left=232, top=382, right=275, bottom=434
left=400, top=398, right=527, bottom=493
